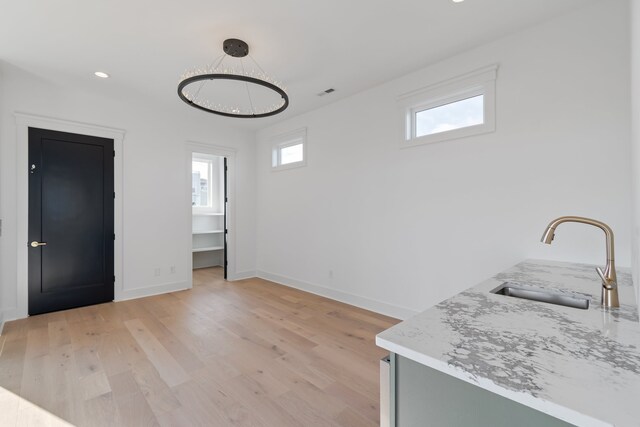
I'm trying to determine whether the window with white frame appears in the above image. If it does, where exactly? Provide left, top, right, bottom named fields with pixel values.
left=399, top=65, right=498, bottom=147
left=271, top=128, right=307, bottom=170
left=192, top=157, right=213, bottom=208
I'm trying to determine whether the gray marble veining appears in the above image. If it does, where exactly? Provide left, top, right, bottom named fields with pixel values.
left=376, top=260, right=640, bottom=427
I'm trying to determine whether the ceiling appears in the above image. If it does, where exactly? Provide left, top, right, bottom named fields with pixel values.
left=0, top=0, right=594, bottom=130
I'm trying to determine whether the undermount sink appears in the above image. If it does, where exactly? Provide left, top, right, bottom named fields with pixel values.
left=491, top=283, right=590, bottom=310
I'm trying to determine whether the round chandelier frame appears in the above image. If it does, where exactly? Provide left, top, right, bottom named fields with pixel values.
left=177, top=38, right=289, bottom=119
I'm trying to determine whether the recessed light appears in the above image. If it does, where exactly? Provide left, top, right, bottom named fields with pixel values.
left=452, top=0, right=464, bottom=2
left=94, top=71, right=110, bottom=79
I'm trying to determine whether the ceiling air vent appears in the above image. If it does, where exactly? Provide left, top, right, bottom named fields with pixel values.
left=317, top=88, right=336, bottom=97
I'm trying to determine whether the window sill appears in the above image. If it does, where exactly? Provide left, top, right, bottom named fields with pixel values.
left=402, top=122, right=495, bottom=148
left=271, top=161, right=307, bottom=172
left=192, top=211, right=224, bottom=216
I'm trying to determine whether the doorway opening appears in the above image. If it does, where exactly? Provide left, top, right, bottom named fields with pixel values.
left=191, top=152, right=227, bottom=279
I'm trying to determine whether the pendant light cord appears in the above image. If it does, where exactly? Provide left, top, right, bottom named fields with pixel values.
left=240, top=58, right=255, bottom=115
left=192, top=54, right=227, bottom=103
left=248, top=54, right=268, bottom=79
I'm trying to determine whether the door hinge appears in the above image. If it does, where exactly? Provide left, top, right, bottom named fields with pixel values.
left=113, top=233, right=116, bottom=240
left=225, top=229, right=228, bottom=234
left=113, top=150, right=116, bottom=157
left=113, top=275, right=116, bottom=282
left=113, top=192, right=116, bottom=199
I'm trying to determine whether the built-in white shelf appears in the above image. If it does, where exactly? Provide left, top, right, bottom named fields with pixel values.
left=192, top=246, right=224, bottom=253
left=192, top=230, right=224, bottom=235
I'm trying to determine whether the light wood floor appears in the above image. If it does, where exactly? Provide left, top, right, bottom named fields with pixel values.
left=0, top=268, right=399, bottom=426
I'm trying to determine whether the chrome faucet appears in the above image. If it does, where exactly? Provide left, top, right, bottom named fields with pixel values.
left=541, top=216, right=619, bottom=308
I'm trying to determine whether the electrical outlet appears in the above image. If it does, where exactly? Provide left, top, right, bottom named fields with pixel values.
left=154, top=268, right=161, bottom=277
left=170, top=266, right=176, bottom=274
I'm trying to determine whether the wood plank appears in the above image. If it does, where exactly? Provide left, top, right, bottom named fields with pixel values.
left=0, top=336, right=28, bottom=394
left=335, top=407, right=378, bottom=427
left=20, top=354, right=53, bottom=411
left=82, top=392, right=120, bottom=427
left=123, top=319, right=190, bottom=388
left=134, top=312, right=205, bottom=374
left=47, top=320, right=71, bottom=349
left=113, top=391, right=159, bottom=427
left=128, top=357, right=181, bottom=415
left=223, top=401, right=268, bottom=427
left=79, top=371, right=111, bottom=401
left=324, top=380, right=380, bottom=423
left=216, top=375, right=301, bottom=427
left=48, top=344, right=85, bottom=424
left=170, top=380, right=229, bottom=425
left=275, top=390, right=340, bottom=426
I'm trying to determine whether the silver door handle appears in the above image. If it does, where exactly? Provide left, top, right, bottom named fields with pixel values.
left=30, top=241, right=47, bottom=248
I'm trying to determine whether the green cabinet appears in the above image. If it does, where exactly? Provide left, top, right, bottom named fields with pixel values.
left=385, top=354, right=574, bottom=427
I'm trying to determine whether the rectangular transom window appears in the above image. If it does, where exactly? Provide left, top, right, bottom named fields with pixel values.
left=280, top=143, right=304, bottom=165
left=271, top=128, right=307, bottom=171
left=415, top=94, right=484, bottom=138
left=398, top=65, right=497, bottom=147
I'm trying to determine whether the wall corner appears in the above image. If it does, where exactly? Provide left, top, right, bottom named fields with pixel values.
left=631, top=0, right=640, bottom=308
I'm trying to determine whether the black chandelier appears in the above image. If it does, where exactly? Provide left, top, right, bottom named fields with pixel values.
left=177, top=39, right=289, bottom=118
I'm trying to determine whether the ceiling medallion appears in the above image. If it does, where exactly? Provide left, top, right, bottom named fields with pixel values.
left=177, top=38, right=289, bottom=118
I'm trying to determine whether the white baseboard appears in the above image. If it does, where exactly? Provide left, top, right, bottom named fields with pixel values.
left=116, top=280, right=191, bottom=302
left=2, top=307, right=27, bottom=327
left=256, top=270, right=418, bottom=320
left=229, top=270, right=257, bottom=281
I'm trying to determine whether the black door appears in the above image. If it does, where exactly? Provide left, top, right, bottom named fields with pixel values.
left=28, top=127, right=114, bottom=315
left=223, top=157, right=228, bottom=280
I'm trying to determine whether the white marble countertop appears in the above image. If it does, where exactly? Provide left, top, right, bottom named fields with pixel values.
left=376, top=260, right=640, bottom=427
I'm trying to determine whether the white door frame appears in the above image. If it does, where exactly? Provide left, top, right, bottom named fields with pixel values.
left=185, top=141, right=238, bottom=283
left=12, top=113, right=125, bottom=320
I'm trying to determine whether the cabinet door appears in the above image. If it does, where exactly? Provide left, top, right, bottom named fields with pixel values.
left=394, top=355, right=573, bottom=427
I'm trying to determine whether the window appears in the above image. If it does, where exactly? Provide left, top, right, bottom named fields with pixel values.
left=272, top=128, right=307, bottom=170
left=192, top=157, right=213, bottom=208
left=399, top=64, right=497, bottom=147
left=280, top=143, right=304, bottom=165
left=415, top=94, right=484, bottom=138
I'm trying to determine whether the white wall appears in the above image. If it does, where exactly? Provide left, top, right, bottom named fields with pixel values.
left=632, top=0, right=640, bottom=308
left=0, top=63, right=257, bottom=323
left=255, top=1, right=632, bottom=319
